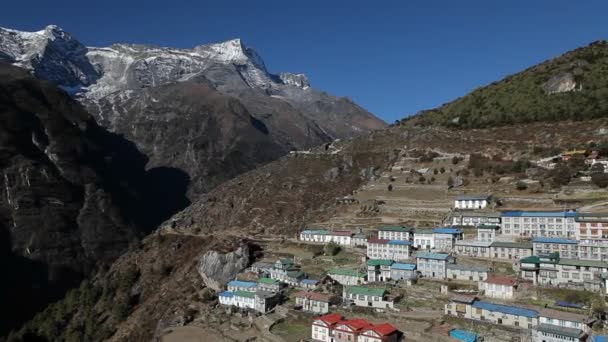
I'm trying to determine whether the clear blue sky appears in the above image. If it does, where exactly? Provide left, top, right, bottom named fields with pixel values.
left=2, top=0, right=608, bottom=122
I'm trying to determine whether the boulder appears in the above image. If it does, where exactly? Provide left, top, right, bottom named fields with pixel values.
left=197, top=245, right=250, bottom=291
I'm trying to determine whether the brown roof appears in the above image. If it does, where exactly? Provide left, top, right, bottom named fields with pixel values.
left=295, top=291, right=331, bottom=302
left=484, top=275, right=518, bottom=286
left=540, top=308, right=595, bottom=324
left=450, top=294, right=477, bottom=304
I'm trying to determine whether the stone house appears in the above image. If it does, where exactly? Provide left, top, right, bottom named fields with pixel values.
left=327, top=268, right=366, bottom=285
left=416, top=252, right=454, bottom=279
left=342, top=286, right=394, bottom=309
left=367, top=238, right=412, bottom=261
left=455, top=240, right=492, bottom=258
left=446, top=264, right=489, bottom=282
left=433, top=228, right=463, bottom=251
left=295, top=291, right=333, bottom=314
left=489, top=241, right=533, bottom=260
left=390, top=263, right=417, bottom=281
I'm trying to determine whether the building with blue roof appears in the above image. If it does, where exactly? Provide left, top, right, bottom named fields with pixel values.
left=449, top=329, right=479, bottom=342
left=227, top=280, right=258, bottom=292
left=433, top=228, right=463, bottom=251
left=592, top=336, right=608, bottom=342
left=299, top=278, right=319, bottom=290
left=390, top=263, right=417, bottom=281
left=532, top=237, right=579, bottom=259
left=416, top=252, right=454, bottom=279
left=445, top=296, right=539, bottom=330
left=501, top=210, right=577, bottom=238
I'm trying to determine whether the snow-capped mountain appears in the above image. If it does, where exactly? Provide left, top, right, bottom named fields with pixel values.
left=0, top=25, right=386, bottom=195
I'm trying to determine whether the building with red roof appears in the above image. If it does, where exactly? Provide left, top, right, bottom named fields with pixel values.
left=311, top=314, right=400, bottom=342
left=360, top=323, right=399, bottom=342
left=479, top=275, right=519, bottom=300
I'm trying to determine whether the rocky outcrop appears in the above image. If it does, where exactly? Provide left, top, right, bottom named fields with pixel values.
left=0, top=63, right=189, bottom=334
left=544, top=72, right=580, bottom=94
left=278, top=72, right=310, bottom=89
left=197, top=245, right=250, bottom=291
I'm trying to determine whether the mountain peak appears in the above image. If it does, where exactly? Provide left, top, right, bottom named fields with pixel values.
left=193, top=38, right=266, bottom=70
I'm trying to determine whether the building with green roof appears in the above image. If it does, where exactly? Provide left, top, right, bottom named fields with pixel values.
left=519, top=252, right=608, bottom=286
left=257, top=277, right=281, bottom=292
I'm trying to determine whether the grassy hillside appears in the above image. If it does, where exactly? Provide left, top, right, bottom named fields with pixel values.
left=408, top=40, right=608, bottom=128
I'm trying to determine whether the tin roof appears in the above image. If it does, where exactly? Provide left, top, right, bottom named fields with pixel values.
left=367, top=259, right=394, bottom=266
left=234, top=290, right=255, bottom=298
left=433, top=227, right=462, bottom=234
left=540, top=308, right=594, bottom=323
left=456, top=240, right=492, bottom=247
left=559, top=258, right=608, bottom=269
left=367, top=238, right=412, bottom=245
left=490, top=241, right=533, bottom=249
left=535, top=324, right=585, bottom=339
left=295, top=291, right=331, bottom=302
left=447, top=264, right=489, bottom=272
left=361, top=323, right=398, bottom=337
left=483, top=275, right=517, bottom=286
left=344, top=286, right=386, bottom=297
left=227, top=280, right=257, bottom=288
left=501, top=211, right=576, bottom=217
left=416, top=252, right=451, bottom=260
left=379, top=226, right=414, bottom=232
left=450, top=294, right=477, bottom=304
left=532, top=237, right=578, bottom=245
left=300, top=279, right=319, bottom=285
left=391, top=263, right=416, bottom=270
left=455, top=195, right=491, bottom=201
left=258, top=277, right=279, bottom=284
left=472, top=301, right=538, bottom=318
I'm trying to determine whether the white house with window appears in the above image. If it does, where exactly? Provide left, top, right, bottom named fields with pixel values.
left=454, top=195, right=491, bottom=210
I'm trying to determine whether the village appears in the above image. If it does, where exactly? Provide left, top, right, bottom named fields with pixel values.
left=209, top=148, right=608, bottom=342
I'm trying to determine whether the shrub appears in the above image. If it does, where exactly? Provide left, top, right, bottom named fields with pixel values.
left=516, top=181, right=528, bottom=191
left=418, top=176, right=426, bottom=183
left=324, top=242, right=340, bottom=256
left=439, top=167, right=446, bottom=174
left=592, top=173, right=608, bottom=188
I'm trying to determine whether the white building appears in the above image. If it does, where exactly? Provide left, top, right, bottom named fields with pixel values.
left=227, top=280, right=258, bottom=292
left=218, top=290, right=279, bottom=313
left=446, top=264, right=489, bottom=282
left=477, top=225, right=501, bottom=242
left=413, top=229, right=434, bottom=250
left=325, top=231, right=354, bottom=246
left=451, top=211, right=501, bottom=227
left=377, top=226, right=414, bottom=241
left=501, top=211, right=577, bottom=238
left=300, top=229, right=330, bottom=243
left=367, top=238, right=412, bottom=261
left=311, top=314, right=399, bottom=342
left=367, top=259, right=394, bottom=282
left=327, top=268, right=366, bottom=285
left=454, top=195, right=491, bottom=210
left=533, top=309, right=596, bottom=342
left=478, top=275, right=518, bottom=300
left=343, top=286, right=394, bottom=309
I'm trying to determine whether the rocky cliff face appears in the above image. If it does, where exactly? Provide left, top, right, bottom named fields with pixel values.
left=0, top=25, right=387, bottom=195
left=0, top=63, right=189, bottom=335
left=197, top=246, right=250, bottom=291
